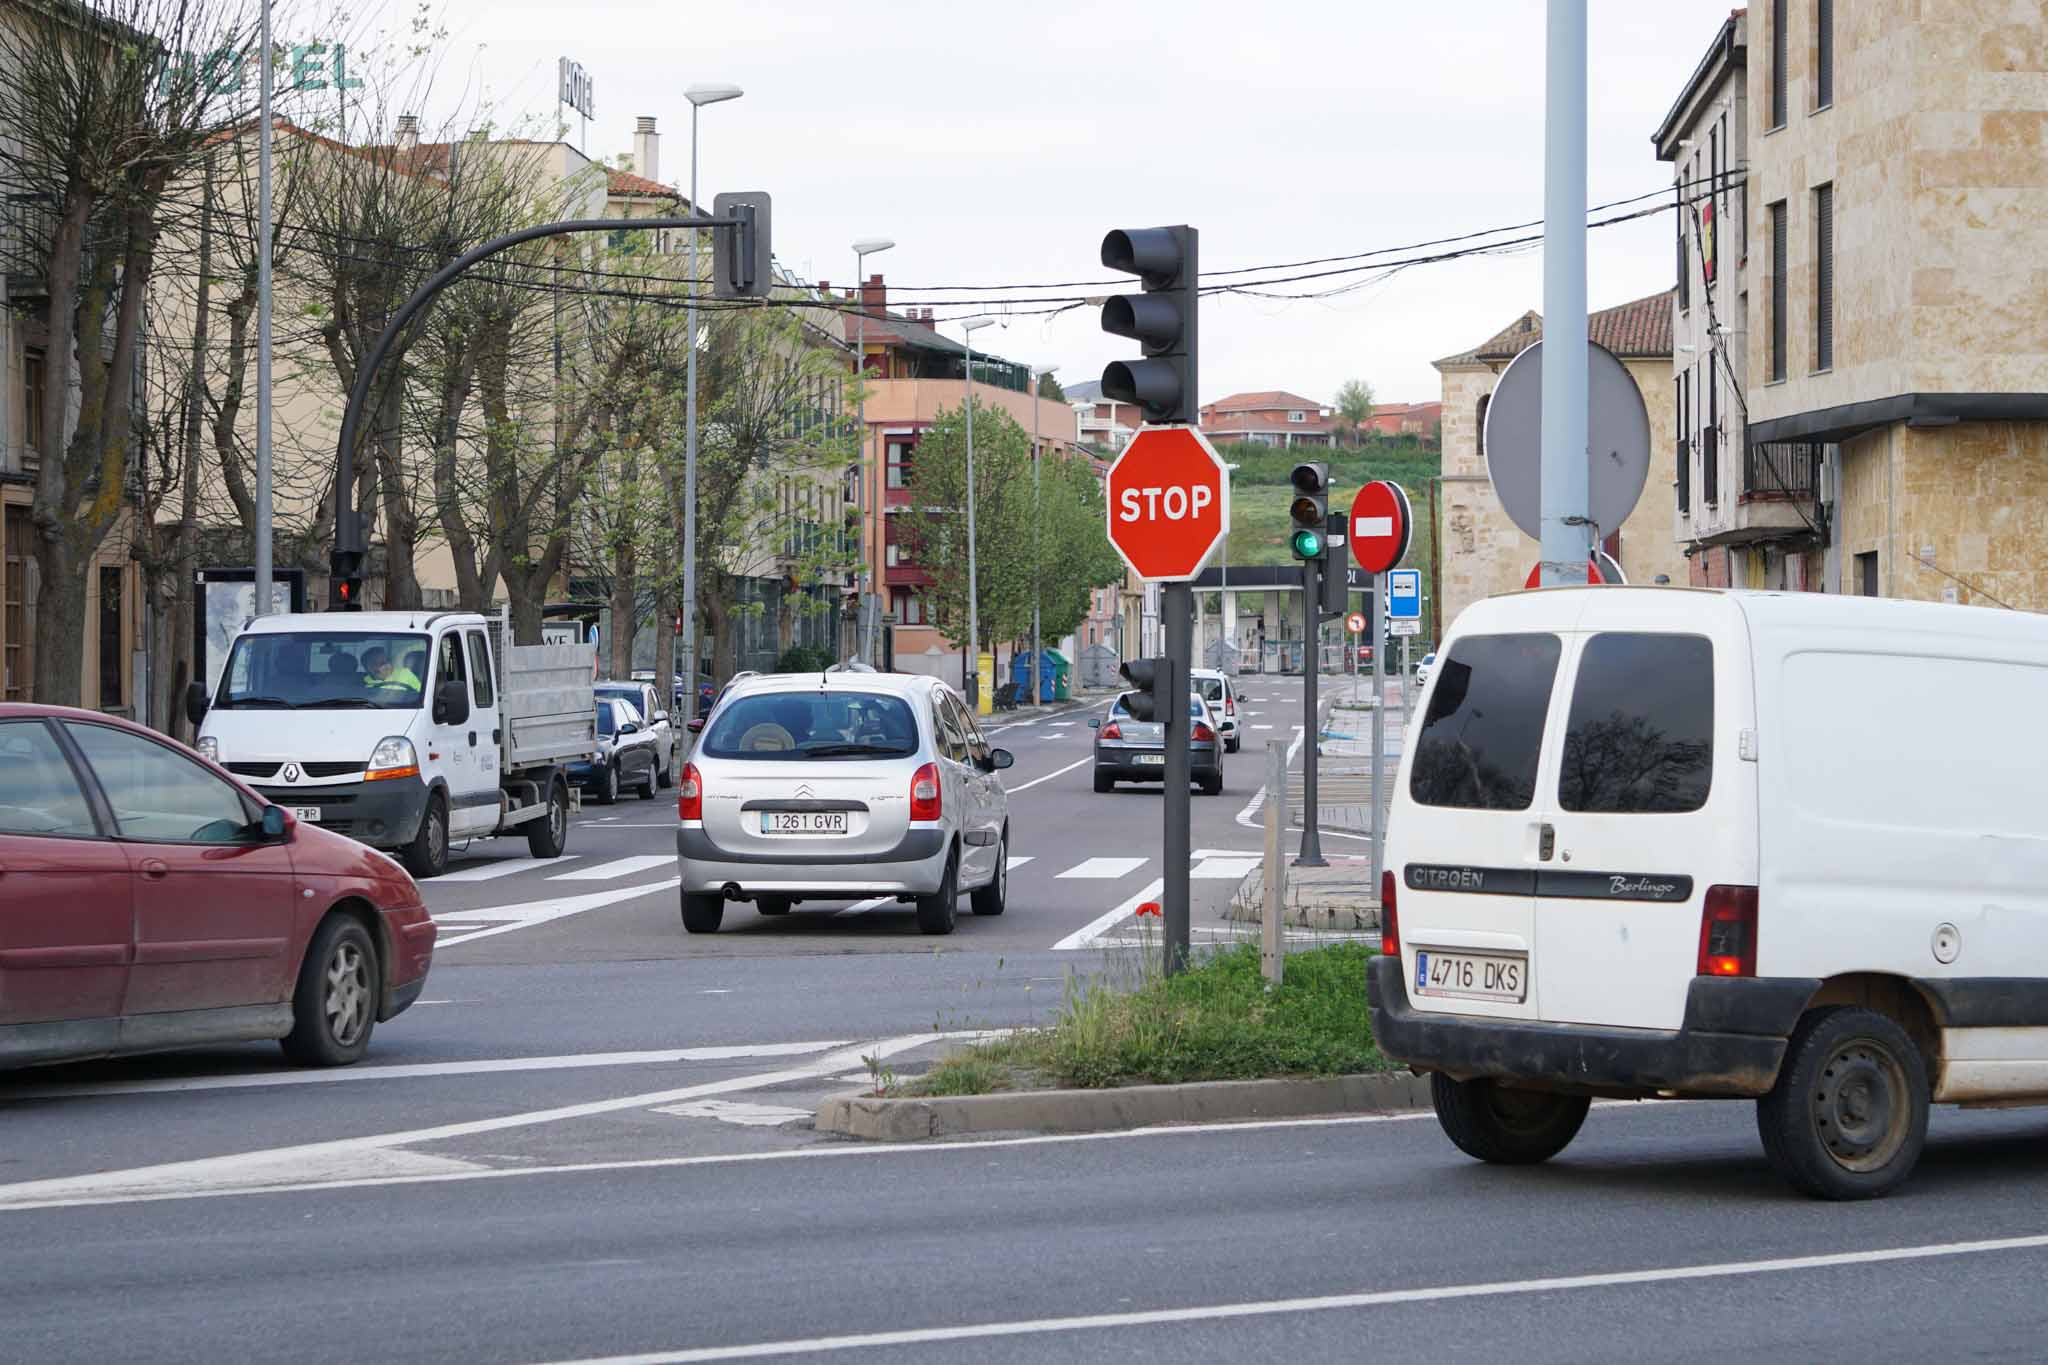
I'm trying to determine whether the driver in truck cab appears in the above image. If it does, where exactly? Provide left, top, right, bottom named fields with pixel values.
left=361, top=647, right=421, bottom=694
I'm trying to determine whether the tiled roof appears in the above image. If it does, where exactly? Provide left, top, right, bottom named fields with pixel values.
left=1434, top=290, right=1675, bottom=368
left=1205, top=389, right=1324, bottom=413
left=608, top=168, right=679, bottom=199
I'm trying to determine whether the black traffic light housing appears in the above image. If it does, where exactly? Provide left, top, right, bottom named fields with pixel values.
left=1323, top=512, right=1352, bottom=617
left=712, top=192, right=773, bottom=300
left=1289, top=461, right=1330, bottom=561
left=328, top=547, right=364, bottom=611
left=1099, top=225, right=1198, bottom=426
left=1118, top=656, right=1180, bottom=726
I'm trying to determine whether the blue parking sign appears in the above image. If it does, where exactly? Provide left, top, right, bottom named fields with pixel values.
left=1388, top=569, right=1421, bottom=620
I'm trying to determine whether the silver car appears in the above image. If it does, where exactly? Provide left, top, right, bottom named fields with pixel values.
left=1090, top=691, right=1225, bottom=796
left=675, top=673, right=1013, bottom=936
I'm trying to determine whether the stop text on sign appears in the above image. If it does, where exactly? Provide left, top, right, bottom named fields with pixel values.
left=1117, top=484, right=1214, bottom=523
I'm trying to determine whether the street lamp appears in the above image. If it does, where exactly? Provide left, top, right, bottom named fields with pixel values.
left=961, top=316, right=994, bottom=708
left=681, top=81, right=743, bottom=725
left=851, top=236, right=894, bottom=665
left=1029, top=363, right=1058, bottom=706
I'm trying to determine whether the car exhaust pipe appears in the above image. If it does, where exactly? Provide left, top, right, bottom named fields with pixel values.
left=721, top=883, right=743, bottom=902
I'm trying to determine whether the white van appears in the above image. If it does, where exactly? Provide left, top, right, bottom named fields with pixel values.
left=1370, top=586, right=2048, bottom=1200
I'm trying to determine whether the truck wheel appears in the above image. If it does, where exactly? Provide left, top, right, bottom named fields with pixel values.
left=1431, top=1074, right=1590, bottom=1165
left=915, top=849, right=959, bottom=936
left=594, top=761, right=619, bottom=805
left=681, top=891, right=724, bottom=934
left=526, top=778, right=568, bottom=858
left=1756, top=1006, right=1929, bottom=1201
left=280, top=916, right=379, bottom=1066
left=402, top=792, right=449, bottom=879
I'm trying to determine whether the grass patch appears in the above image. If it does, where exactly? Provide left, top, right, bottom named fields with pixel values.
left=908, top=942, right=1389, bottom=1096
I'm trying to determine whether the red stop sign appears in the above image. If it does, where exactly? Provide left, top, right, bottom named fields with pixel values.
left=1104, top=426, right=1230, bottom=581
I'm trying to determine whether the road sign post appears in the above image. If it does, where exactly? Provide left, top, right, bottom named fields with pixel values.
left=1351, top=481, right=1413, bottom=909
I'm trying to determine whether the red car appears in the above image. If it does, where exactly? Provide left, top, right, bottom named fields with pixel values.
left=0, top=703, right=434, bottom=1070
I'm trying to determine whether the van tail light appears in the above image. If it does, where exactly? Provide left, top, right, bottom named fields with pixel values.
left=1226, top=696, right=1235, bottom=716
left=1380, top=870, right=1400, bottom=957
left=1697, top=885, right=1758, bottom=978
left=910, top=762, right=942, bottom=822
left=1100, top=722, right=1122, bottom=741
left=1192, top=722, right=1216, bottom=743
left=677, top=763, right=703, bottom=821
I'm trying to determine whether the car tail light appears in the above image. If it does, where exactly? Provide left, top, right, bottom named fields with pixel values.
left=1100, top=722, right=1122, bottom=741
left=910, top=762, right=942, bottom=821
left=677, top=763, right=703, bottom=821
left=1697, top=885, right=1758, bottom=977
left=1380, top=870, right=1400, bottom=956
left=1192, top=722, right=1216, bottom=743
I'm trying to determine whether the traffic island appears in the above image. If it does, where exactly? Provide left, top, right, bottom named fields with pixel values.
left=814, top=942, right=1424, bottom=1141
left=1228, top=853, right=1382, bottom=935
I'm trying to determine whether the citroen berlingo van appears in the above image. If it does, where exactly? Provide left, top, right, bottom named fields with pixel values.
left=1370, top=586, right=2048, bottom=1200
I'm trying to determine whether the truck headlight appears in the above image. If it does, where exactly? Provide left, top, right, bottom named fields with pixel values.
left=366, top=736, right=420, bottom=782
left=197, top=736, right=219, bottom=762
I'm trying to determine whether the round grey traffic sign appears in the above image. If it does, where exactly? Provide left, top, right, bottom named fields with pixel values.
left=1482, top=339, right=1652, bottom=543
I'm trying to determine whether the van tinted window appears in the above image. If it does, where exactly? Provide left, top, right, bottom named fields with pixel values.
left=1409, top=633, right=1561, bottom=811
left=1558, top=633, right=1714, bottom=814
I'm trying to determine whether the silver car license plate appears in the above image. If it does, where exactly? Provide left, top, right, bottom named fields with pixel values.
left=760, top=812, right=849, bottom=835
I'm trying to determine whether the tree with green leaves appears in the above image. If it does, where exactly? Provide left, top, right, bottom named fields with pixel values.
left=897, top=397, right=1036, bottom=657
left=1335, top=378, right=1375, bottom=443
left=1032, top=451, right=1125, bottom=643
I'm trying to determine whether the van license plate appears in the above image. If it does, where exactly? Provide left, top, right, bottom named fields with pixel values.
left=760, top=812, right=848, bottom=835
left=1414, top=949, right=1526, bottom=1003
left=291, top=807, right=322, bottom=824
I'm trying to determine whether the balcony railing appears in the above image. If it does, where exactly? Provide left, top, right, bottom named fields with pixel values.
left=1745, top=440, right=1821, bottom=500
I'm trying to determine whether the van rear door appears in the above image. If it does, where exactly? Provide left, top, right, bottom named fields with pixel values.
left=1398, top=631, right=1566, bottom=1021
left=1531, top=604, right=1747, bottom=1030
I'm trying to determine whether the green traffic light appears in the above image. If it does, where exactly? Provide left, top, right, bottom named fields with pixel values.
left=1291, top=528, right=1324, bottom=559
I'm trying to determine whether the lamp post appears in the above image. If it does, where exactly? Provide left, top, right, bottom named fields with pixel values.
left=851, top=236, right=894, bottom=665
left=1029, top=363, right=1058, bottom=706
left=1221, top=460, right=1239, bottom=670
left=961, top=316, right=993, bottom=708
left=254, top=0, right=273, bottom=616
left=681, top=81, right=743, bottom=724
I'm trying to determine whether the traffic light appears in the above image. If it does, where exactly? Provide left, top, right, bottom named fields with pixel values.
left=328, top=548, right=364, bottom=611
left=711, top=192, right=773, bottom=299
left=1098, top=225, right=1198, bottom=425
left=1119, top=656, right=1176, bottom=725
left=1289, top=461, right=1330, bottom=561
left=1322, top=512, right=1351, bottom=617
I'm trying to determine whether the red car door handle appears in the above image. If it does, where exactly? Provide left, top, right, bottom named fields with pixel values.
left=140, top=858, right=170, bottom=880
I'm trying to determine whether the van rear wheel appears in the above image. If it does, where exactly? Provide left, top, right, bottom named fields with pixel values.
left=1431, top=1074, right=1590, bottom=1165
left=1756, top=1006, right=1928, bottom=1201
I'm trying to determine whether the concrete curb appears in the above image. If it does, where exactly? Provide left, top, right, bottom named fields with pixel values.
left=815, top=1071, right=1431, bottom=1142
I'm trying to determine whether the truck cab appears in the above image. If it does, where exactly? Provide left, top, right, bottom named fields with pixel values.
left=191, top=611, right=595, bottom=877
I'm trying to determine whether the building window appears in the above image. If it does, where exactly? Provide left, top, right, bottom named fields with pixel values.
left=1769, top=201, right=1789, bottom=382
left=1475, top=394, right=1489, bottom=456
left=1770, top=0, right=1788, bottom=129
left=1288, top=411, right=1306, bottom=423
left=1814, top=183, right=1835, bottom=372
left=885, top=437, right=913, bottom=490
left=1815, top=0, right=1834, bottom=109
left=23, top=348, right=46, bottom=469
left=1706, top=125, right=1720, bottom=285
left=1703, top=353, right=1719, bottom=505
left=1675, top=175, right=1690, bottom=311
left=1856, top=551, right=1878, bottom=597
left=1674, top=376, right=1690, bottom=516
left=98, top=566, right=123, bottom=710
left=896, top=590, right=925, bottom=626
left=3, top=505, right=30, bottom=700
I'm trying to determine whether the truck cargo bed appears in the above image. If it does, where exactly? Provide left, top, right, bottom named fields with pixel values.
left=500, top=642, right=598, bottom=771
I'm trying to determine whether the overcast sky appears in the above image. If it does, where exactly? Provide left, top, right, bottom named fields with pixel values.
left=397, top=0, right=1737, bottom=406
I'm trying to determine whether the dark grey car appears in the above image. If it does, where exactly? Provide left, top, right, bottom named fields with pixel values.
left=1090, top=692, right=1224, bottom=795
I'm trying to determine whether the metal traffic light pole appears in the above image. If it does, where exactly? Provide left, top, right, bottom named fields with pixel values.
left=1297, top=552, right=1325, bottom=867
left=1161, top=583, right=1192, bottom=973
left=327, top=202, right=767, bottom=608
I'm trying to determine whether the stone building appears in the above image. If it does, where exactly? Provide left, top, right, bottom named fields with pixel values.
left=1431, top=293, right=1687, bottom=638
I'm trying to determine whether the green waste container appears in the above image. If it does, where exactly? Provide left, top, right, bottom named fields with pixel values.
left=1047, top=648, right=1073, bottom=700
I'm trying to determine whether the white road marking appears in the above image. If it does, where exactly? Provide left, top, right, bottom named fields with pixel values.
left=1002, top=756, right=1091, bottom=795
left=434, top=878, right=683, bottom=947
left=834, top=898, right=893, bottom=917
left=527, top=1233, right=2048, bottom=1364
left=1051, top=878, right=1163, bottom=951
left=1251, top=724, right=1274, bottom=730
left=1191, top=857, right=1259, bottom=880
left=1007, top=856, right=1034, bottom=870
left=651, top=1100, right=813, bottom=1128
left=0, top=1042, right=854, bottom=1101
left=0, top=1110, right=1438, bottom=1214
left=549, top=855, right=673, bottom=882
left=437, top=857, right=579, bottom=883
left=0, top=1033, right=973, bottom=1212
left=1056, top=857, right=1147, bottom=880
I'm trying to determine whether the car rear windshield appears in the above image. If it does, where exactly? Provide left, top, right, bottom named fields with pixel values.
left=1195, top=677, right=1225, bottom=703
left=1409, top=633, right=1562, bottom=811
left=699, top=691, right=920, bottom=760
left=1109, top=694, right=1204, bottom=720
left=215, top=632, right=431, bottom=710
left=1558, top=633, right=1714, bottom=814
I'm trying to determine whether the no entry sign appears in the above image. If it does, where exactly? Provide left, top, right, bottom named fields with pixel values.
left=1350, top=481, right=1412, bottom=574
left=1103, top=425, right=1230, bottom=581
